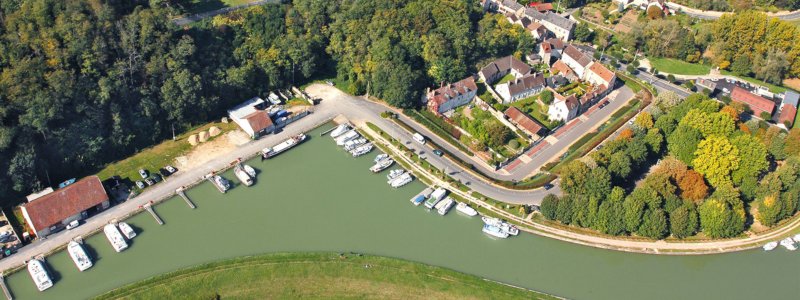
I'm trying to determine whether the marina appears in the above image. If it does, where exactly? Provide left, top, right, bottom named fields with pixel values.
left=6, top=125, right=800, bottom=300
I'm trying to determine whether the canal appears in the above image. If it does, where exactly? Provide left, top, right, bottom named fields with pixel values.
left=6, top=125, right=800, bottom=299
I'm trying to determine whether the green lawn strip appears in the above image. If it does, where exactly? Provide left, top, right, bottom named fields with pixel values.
left=93, top=253, right=555, bottom=300
left=794, top=107, right=800, bottom=129
left=648, top=57, right=711, bottom=76
left=401, top=109, right=475, bottom=156
left=496, top=73, right=516, bottom=85
left=719, top=70, right=791, bottom=94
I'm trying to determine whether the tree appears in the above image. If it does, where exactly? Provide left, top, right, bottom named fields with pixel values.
left=730, top=54, right=752, bottom=76
left=693, top=135, right=740, bottom=187
left=676, top=170, right=708, bottom=202
left=607, top=152, right=632, bottom=181
left=540, top=90, right=554, bottom=105
left=646, top=5, right=664, bottom=19
left=698, top=198, right=741, bottom=238
left=634, top=112, right=654, bottom=129
left=561, top=161, right=591, bottom=195
left=556, top=195, right=574, bottom=224
left=719, top=105, right=740, bottom=122
left=756, top=193, right=783, bottom=227
left=485, top=121, right=512, bottom=149
left=679, top=109, right=735, bottom=137
left=573, top=22, right=594, bottom=43
left=644, top=128, right=664, bottom=154
left=730, top=134, right=769, bottom=186
left=654, top=91, right=681, bottom=109
left=785, top=128, right=800, bottom=157
left=617, top=128, right=635, bottom=141
left=669, top=203, right=699, bottom=238
left=637, top=209, right=668, bottom=239
left=667, top=125, right=703, bottom=165
left=623, top=188, right=659, bottom=233
left=541, top=194, right=559, bottom=220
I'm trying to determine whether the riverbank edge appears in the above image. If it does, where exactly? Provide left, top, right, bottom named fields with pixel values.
left=92, top=252, right=561, bottom=300
left=359, top=121, right=800, bottom=256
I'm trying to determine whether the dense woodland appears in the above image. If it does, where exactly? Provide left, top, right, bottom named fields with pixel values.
left=0, top=0, right=533, bottom=206
left=542, top=91, right=800, bottom=239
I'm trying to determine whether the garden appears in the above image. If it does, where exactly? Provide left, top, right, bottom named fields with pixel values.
left=508, top=92, right=561, bottom=130
left=451, top=105, right=527, bottom=164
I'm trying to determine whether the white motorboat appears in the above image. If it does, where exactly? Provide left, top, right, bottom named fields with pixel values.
left=118, top=222, right=137, bottom=239
left=27, top=258, right=53, bottom=291
left=763, top=241, right=779, bottom=251
left=243, top=164, right=257, bottom=178
left=104, top=223, right=129, bottom=252
left=351, top=143, right=374, bottom=157
left=482, top=224, right=509, bottom=239
left=335, top=130, right=360, bottom=146
left=386, top=169, right=405, bottom=181
left=213, top=175, right=231, bottom=192
left=343, top=138, right=367, bottom=151
left=68, top=241, right=93, bottom=271
left=374, top=154, right=389, bottom=163
left=437, top=198, right=455, bottom=216
left=390, top=173, right=413, bottom=188
left=234, top=165, right=253, bottom=187
left=456, top=202, right=478, bottom=217
left=481, top=216, right=503, bottom=227
left=482, top=216, right=517, bottom=235
left=793, top=234, right=800, bottom=243
left=501, top=223, right=520, bottom=236
left=330, top=124, right=351, bottom=138
left=780, top=238, right=797, bottom=251
left=370, top=158, right=394, bottom=173
left=263, top=134, right=307, bottom=158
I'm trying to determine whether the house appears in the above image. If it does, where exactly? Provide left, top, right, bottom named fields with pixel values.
left=548, top=91, right=580, bottom=121
left=731, top=87, right=776, bottom=118
left=228, top=97, right=275, bottom=138
left=497, top=0, right=524, bottom=14
left=505, top=106, right=546, bottom=138
left=696, top=78, right=718, bottom=93
left=478, top=55, right=532, bottom=84
left=551, top=60, right=577, bottom=81
left=538, top=38, right=565, bottom=65
left=495, top=73, right=546, bottom=103
left=778, top=91, right=799, bottom=128
left=584, top=62, right=616, bottom=88
left=579, top=84, right=612, bottom=111
left=426, top=77, right=478, bottom=114
left=546, top=75, right=569, bottom=88
left=21, top=176, right=110, bottom=238
left=526, top=21, right=549, bottom=41
left=528, top=2, right=554, bottom=12
left=523, top=9, right=575, bottom=41
left=561, top=45, right=593, bottom=78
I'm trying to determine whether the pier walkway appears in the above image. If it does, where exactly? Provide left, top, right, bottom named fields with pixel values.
left=177, top=188, right=196, bottom=209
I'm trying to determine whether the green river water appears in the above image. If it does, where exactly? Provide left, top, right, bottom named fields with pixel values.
left=6, top=125, right=800, bottom=300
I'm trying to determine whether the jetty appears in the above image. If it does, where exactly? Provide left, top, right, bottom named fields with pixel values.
left=176, top=188, right=196, bottom=209
left=0, top=275, right=12, bottom=300
left=320, top=126, right=338, bottom=137
left=143, top=203, right=164, bottom=225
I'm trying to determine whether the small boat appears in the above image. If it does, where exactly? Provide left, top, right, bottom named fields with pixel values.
left=780, top=238, right=797, bottom=251
left=351, top=143, right=374, bottom=157
left=335, top=130, right=360, bottom=146
left=437, top=198, right=455, bottom=216
left=234, top=165, right=253, bottom=187
left=243, top=164, right=257, bottom=178
left=343, top=138, right=367, bottom=151
left=482, top=224, right=509, bottom=239
left=68, top=241, right=93, bottom=271
left=481, top=216, right=518, bottom=236
left=410, top=195, right=426, bottom=206
left=793, top=234, right=800, bottom=243
left=374, top=154, right=389, bottom=163
left=330, top=124, right=351, bottom=138
left=386, top=169, right=405, bottom=181
left=213, top=175, right=232, bottom=192
left=27, top=258, right=54, bottom=291
left=263, top=134, right=307, bottom=158
left=370, top=158, right=394, bottom=173
left=501, top=223, right=519, bottom=236
left=58, top=178, right=76, bottom=189
left=104, top=224, right=128, bottom=252
left=763, top=241, right=779, bottom=251
left=118, top=222, right=136, bottom=239
left=482, top=216, right=503, bottom=227
left=390, top=173, right=413, bottom=188
left=456, top=202, right=478, bottom=217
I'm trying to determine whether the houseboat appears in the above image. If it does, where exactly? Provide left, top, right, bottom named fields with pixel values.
left=263, top=133, right=307, bottom=158
left=68, top=241, right=93, bottom=271
left=370, top=158, right=394, bottom=173
left=410, top=195, right=426, bottom=206
left=118, top=222, right=136, bottom=239
left=482, top=224, right=509, bottom=239
left=437, top=198, right=455, bottom=216
left=27, top=258, right=53, bottom=291
left=456, top=202, right=478, bottom=217
left=234, top=164, right=253, bottom=186
left=104, top=224, right=128, bottom=252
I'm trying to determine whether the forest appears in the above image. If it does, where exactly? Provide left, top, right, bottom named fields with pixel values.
left=0, top=0, right=531, bottom=206
left=541, top=91, right=800, bottom=239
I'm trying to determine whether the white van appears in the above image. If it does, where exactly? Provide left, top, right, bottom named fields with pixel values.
left=412, top=133, right=426, bottom=144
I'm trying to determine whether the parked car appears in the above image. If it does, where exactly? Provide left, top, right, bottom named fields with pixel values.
left=144, top=178, right=155, bottom=186
left=165, top=165, right=177, bottom=173
left=138, top=169, right=148, bottom=179
left=413, top=133, right=426, bottom=144
left=135, top=181, right=146, bottom=189
left=151, top=174, right=162, bottom=183
left=66, top=220, right=80, bottom=230
left=543, top=183, right=554, bottom=190
left=159, top=168, right=171, bottom=177
left=432, top=149, right=444, bottom=157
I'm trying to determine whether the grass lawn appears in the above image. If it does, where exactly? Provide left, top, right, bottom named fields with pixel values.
left=720, top=70, right=788, bottom=94
left=186, top=0, right=255, bottom=14
left=649, top=57, right=711, bottom=76
left=95, top=121, right=238, bottom=183
left=510, top=96, right=559, bottom=130
left=95, top=253, right=555, bottom=300
left=496, top=73, right=517, bottom=85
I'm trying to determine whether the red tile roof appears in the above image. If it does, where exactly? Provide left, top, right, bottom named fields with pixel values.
left=779, top=105, right=797, bottom=127
left=551, top=60, right=574, bottom=77
left=587, top=62, right=616, bottom=83
left=731, top=87, right=775, bottom=117
left=245, top=111, right=274, bottom=133
left=428, top=77, right=478, bottom=107
left=505, top=107, right=545, bottom=135
left=22, top=176, right=108, bottom=233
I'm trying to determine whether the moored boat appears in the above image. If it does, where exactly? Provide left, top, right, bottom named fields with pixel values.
left=793, top=233, right=800, bottom=243
left=213, top=175, right=231, bottom=192
left=456, top=202, right=478, bottom=217
left=234, top=165, right=254, bottom=186
left=243, top=164, right=257, bottom=178
left=27, top=258, right=53, bottom=291
left=263, top=134, right=307, bottom=158
left=763, top=241, right=778, bottom=251
left=104, top=223, right=128, bottom=252
left=374, top=154, right=389, bottom=163
left=351, top=143, right=374, bottom=157
left=386, top=169, right=405, bottom=181
left=437, top=197, right=455, bottom=216
left=482, top=224, right=509, bottom=239
left=68, top=241, right=93, bottom=271
left=330, top=124, right=351, bottom=138
left=335, top=130, right=360, bottom=146
left=424, top=196, right=442, bottom=209
left=118, top=222, right=136, bottom=239
left=780, top=238, right=796, bottom=251
left=500, top=223, right=519, bottom=236
left=390, top=173, right=413, bottom=188
left=370, top=158, right=394, bottom=173
left=481, top=216, right=503, bottom=227
left=343, top=138, right=367, bottom=151
left=410, top=195, right=426, bottom=206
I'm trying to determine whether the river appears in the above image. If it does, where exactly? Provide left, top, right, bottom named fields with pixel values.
left=6, top=125, right=800, bottom=299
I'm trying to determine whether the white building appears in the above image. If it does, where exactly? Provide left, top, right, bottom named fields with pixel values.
left=227, top=97, right=275, bottom=138
left=584, top=61, right=617, bottom=88
left=426, top=77, right=478, bottom=114
left=495, top=73, right=546, bottom=103
left=561, top=45, right=593, bottom=78
left=548, top=91, right=580, bottom=122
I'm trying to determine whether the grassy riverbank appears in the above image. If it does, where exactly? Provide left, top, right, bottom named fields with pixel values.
left=94, top=253, right=555, bottom=300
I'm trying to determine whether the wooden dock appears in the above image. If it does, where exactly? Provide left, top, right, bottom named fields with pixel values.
left=0, top=275, right=12, bottom=300
left=176, top=188, right=196, bottom=209
left=144, top=204, right=164, bottom=225
left=320, top=126, right=337, bottom=137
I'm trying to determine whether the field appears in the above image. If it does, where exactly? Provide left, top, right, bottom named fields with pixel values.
left=95, top=253, right=555, bottom=300
left=648, top=57, right=711, bottom=76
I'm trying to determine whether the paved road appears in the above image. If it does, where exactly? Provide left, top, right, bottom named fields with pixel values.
left=172, top=0, right=279, bottom=26
left=665, top=2, right=800, bottom=20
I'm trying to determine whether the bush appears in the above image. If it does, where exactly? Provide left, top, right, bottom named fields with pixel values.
left=508, top=140, right=520, bottom=149
left=760, top=111, right=772, bottom=120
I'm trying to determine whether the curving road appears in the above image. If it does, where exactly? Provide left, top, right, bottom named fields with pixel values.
left=665, top=2, right=800, bottom=20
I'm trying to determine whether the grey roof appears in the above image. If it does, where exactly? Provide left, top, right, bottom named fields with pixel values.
left=784, top=91, right=799, bottom=107
left=543, top=12, right=575, bottom=31
left=563, top=45, right=592, bottom=67
left=479, top=56, right=532, bottom=83
left=507, top=73, right=546, bottom=96
left=501, top=0, right=523, bottom=11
